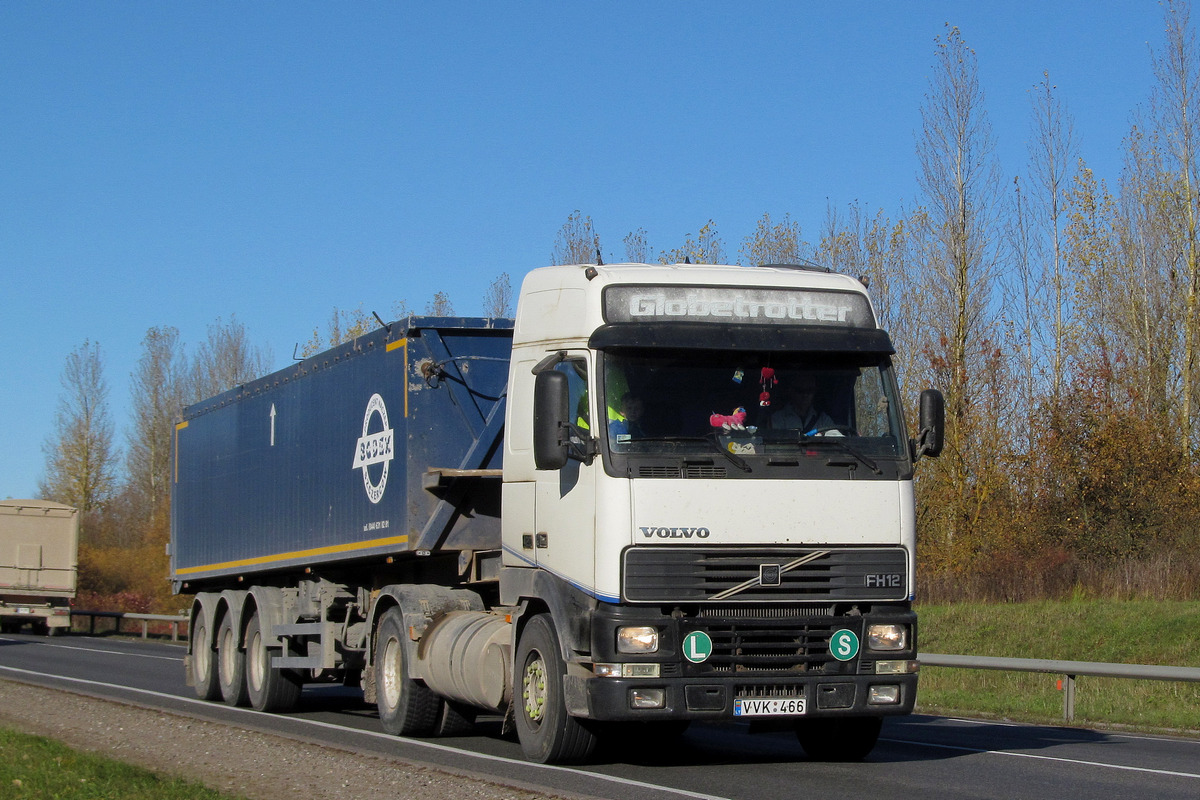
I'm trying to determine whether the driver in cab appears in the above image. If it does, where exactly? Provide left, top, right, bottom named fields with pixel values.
left=769, top=373, right=834, bottom=435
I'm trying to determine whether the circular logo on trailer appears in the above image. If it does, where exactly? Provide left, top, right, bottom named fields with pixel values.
left=682, top=631, right=713, bottom=664
left=830, top=629, right=860, bottom=662
left=352, top=393, right=395, bottom=504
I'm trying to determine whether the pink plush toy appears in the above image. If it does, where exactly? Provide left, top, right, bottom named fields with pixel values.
left=710, top=407, right=748, bottom=430
left=759, top=367, right=777, bottom=407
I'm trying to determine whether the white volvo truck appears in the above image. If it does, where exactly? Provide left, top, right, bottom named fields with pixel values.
left=173, top=262, right=944, bottom=764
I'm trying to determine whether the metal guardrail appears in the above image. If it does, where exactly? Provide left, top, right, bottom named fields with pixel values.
left=920, top=653, right=1200, bottom=722
left=71, top=610, right=189, bottom=642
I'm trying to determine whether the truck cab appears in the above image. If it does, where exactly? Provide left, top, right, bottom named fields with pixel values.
left=498, top=264, right=942, bottom=762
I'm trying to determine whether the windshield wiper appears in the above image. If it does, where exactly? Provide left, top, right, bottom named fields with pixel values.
left=704, top=433, right=752, bottom=472
left=626, top=434, right=752, bottom=472
left=798, top=436, right=882, bottom=475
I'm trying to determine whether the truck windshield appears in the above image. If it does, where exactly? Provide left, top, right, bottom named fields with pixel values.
left=601, top=349, right=906, bottom=461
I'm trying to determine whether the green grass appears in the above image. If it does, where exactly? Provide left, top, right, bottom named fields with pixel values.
left=0, top=727, right=242, bottom=800
left=916, top=600, right=1200, bottom=732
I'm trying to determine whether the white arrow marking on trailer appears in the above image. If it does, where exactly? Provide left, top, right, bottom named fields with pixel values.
left=270, top=404, right=276, bottom=446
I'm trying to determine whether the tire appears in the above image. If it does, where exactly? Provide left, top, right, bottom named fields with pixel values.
left=374, top=607, right=440, bottom=736
left=435, top=700, right=477, bottom=737
left=514, top=614, right=596, bottom=764
left=795, top=716, right=882, bottom=761
left=191, top=616, right=222, bottom=701
left=217, top=614, right=249, bottom=707
left=245, top=612, right=301, bottom=712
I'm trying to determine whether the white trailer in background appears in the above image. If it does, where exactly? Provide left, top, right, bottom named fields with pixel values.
left=0, top=500, right=79, bottom=635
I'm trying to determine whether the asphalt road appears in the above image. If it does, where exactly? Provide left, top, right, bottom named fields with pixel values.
left=1, top=631, right=1198, bottom=800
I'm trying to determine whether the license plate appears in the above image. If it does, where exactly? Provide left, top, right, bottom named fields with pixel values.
left=733, top=696, right=807, bottom=716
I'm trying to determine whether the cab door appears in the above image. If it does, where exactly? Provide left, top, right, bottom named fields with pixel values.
left=532, top=353, right=597, bottom=591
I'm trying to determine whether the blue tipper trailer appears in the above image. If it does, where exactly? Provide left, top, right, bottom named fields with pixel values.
left=170, top=316, right=514, bottom=591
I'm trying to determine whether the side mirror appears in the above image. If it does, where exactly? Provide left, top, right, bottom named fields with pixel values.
left=915, top=389, right=945, bottom=459
left=534, top=370, right=569, bottom=470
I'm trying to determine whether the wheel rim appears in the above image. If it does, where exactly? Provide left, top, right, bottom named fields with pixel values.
left=195, top=623, right=210, bottom=683
left=247, top=629, right=264, bottom=693
left=522, top=650, right=548, bottom=726
left=220, top=625, right=235, bottom=682
left=381, top=637, right=402, bottom=709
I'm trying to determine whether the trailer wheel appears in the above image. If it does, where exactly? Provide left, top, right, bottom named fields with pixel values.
left=795, top=716, right=882, bottom=761
left=374, top=607, right=440, bottom=736
left=245, top=612, right=301, bottom=712
left=514, top=613, right=596, bottom=764
left=191, top=615, right=222, bottom=701
left=217, top=614, right=249, bottom=707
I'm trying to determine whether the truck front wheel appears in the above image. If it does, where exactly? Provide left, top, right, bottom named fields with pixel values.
left=191, top=615, right=221, bottom=701
left=795, top=716, right=882, bottom=761
left=217, top=614, right=249, bottom=707
left=374, top=607, right=440, bottom=736
left=245, top=611, right=301, bottom=712
left=514, top=614, right=596, bottom=764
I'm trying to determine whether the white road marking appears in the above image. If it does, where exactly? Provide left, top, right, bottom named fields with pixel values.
left=880, top=737, right=1200, bottom=780
left=0, top=665, right=732, bottom=800
left=0, top=636, right=182, bottom=661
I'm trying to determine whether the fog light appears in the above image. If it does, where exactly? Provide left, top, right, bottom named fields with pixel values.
left=868, top=685, right=901, bottom=705
left=630, top=688, right=666, bottom=709
left=594, top=663, right=662, bottom=678
left=867, top=624, right=907, bottom=651
left=624, top=663, right=661, bottom=678
left=875, top=659, right=919, bottom=675
left=617, top=626, right=659, bottom=654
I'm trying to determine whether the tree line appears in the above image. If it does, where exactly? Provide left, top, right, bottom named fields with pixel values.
left=549, top=6, right=1200, bottom=601
left=39, top=4, right=1200, bottom=608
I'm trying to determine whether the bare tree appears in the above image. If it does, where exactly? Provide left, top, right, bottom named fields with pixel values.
left=39, top=340, right=118, bottom=518
left=1026, top=73, right=1079, bottom=401
left=913, top=25, right=1004, bottom=421
left=125, top=326, right=187, bottom=529
left=189, top=315, right=272, bottom=403
left=425, top=291, right=454, bottom=316
left=623, top=228, right=650, bottom=263
left=1151, top=0, right=1200, bottom=455
left=551, top=210, right=600, bottom=265
left=300, top=306, right=377, bottom=357
left=482, top=273, right=513, bottom=317
left=659, top=220, right=726, bottom=264
left=910, top=25, right=1006, bottom=565
left=740, top=212, right=806, bottom=266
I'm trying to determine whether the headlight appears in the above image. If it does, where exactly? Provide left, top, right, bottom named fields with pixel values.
left=617, top=625, right=659, bottom=654
left=867, top=624, right=907, bottom=651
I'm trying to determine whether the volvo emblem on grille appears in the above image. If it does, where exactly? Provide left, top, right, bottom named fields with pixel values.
left=759, top=564, right=781, bottom=586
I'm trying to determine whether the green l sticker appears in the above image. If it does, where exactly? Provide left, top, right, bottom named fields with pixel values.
left=831, top=629, right=860, bottom=661
left=683, top=631, right=713, bottom=663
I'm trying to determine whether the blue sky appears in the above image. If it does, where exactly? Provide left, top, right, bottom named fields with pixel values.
left=0, top=2, right=1168, bottom=499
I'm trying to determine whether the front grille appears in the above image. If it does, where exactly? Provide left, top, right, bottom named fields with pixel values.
left=685, top=618, right=861, bottom=675
left=623, top=546, right=908, bottom=603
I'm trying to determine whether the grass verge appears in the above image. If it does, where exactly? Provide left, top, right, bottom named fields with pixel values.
left=916, top=600, right=1200, bottom=732
left=0, top=726, right=241, bottom=800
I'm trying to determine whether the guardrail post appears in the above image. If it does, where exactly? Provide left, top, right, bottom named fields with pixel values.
left=1062, top=674, right=1076, bottom=722
left=141, top=619, right=148, bottom=639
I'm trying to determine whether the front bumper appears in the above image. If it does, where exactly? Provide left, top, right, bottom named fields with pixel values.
left=566, top=671, right=918, bottom=722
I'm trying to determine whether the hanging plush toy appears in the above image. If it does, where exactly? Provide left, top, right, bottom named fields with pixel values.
left=759, top=367, right=777, bottom=407
left=710, top=407, right=748, bottom=431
